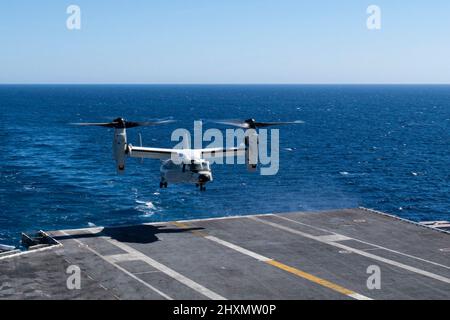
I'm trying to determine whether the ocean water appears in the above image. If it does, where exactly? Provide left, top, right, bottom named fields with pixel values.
left=1, top=85, right=449, bottom=247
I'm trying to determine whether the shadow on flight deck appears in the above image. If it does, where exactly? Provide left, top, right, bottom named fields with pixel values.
left=52, top=224, right=204, bottom=244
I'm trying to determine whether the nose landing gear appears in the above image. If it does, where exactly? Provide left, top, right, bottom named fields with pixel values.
left=195, top=183, right=206, bottom=191
left=159, top=181, right=168, bottom=188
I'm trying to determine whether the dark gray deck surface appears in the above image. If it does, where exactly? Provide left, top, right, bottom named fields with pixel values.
left=1, top=208, right=449, bottom=300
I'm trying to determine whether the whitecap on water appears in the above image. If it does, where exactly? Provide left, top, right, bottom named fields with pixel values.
left=135, top=200, right=157, bottom=216
left=87, top=222, right=96, bottom=227
left=339, top=171, right=349, bottom=176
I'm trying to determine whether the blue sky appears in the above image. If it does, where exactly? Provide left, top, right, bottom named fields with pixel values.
left=1, top=0, right=449, bottom=84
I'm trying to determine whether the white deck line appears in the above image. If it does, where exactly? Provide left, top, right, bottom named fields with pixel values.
left=63, top=229, right=226, bottom=300
left=106, top=238, right=226, bottom=300
left=273, top=215, right=450, bottom=270
left=204, top=235, right=272, bottom=262
left=0, top=230, right=63, bottom=261
left=359, top=207, right=450, bottom=235
left=250, top=217, right=450, bottom=285
left=348, top=293, right=372, bottom=300
left=59, top=231, right=173, bottom=300
left=105, top=253, right=141, bottom=263
left=0, top=243, right=63, bottom=261
left=201, top=235, right=371, bottom=300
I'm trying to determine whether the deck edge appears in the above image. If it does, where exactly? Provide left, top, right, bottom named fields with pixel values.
left=359, top=207, right=450, bottom=235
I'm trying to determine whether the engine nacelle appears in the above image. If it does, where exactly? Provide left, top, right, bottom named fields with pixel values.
left=113, top=128, right=127, bottom=172
left=245, top=129, right=258, bottom=172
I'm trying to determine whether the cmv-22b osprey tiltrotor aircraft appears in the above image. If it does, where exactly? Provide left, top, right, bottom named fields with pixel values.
left=73, top=118, right=302, bottom=191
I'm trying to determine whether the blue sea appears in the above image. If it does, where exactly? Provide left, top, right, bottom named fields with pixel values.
left=1, top=85, right=449, bottom=247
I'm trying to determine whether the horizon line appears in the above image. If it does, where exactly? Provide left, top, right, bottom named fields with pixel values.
left=1, top=83, right=450, bottom=86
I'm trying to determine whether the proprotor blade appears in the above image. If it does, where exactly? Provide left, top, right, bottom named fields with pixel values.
left=253, top=120, right=305, bottom=128
left=71, top=118, right=176, bottom=129
left=211, top=119, right=250, bottom=128
left=212, top=119, right=304, bottom=129
left=70, top=122, right=116, bottom=127
left=125, top=119, right=176, bottom=128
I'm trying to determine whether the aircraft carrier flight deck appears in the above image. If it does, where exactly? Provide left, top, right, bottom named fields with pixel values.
left=1, top=208, right=449, bottom=300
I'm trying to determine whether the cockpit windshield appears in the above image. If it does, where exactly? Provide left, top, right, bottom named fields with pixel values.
left=190, top=161, right=209, bottom=172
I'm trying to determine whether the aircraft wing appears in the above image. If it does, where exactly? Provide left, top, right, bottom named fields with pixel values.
left=201, top=146, right=246, bottom=159
left=128, top=146, right=181, bottom=160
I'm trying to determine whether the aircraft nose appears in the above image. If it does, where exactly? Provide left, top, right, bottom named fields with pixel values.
left=198, top=174, right=211, bottom=183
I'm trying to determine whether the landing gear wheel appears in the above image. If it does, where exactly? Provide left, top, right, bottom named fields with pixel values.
left=160, top=182, right=168, bottom=188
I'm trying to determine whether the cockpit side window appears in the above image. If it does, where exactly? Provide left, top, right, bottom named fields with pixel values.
left=189, top=161, right=210, bottom=172
left=190, top=163, right=201, bottom=172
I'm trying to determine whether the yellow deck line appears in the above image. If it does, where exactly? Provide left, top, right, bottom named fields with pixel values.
left=172, top=221, right=372, bottom=300
left=266, top=260, right=354, bottom=296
